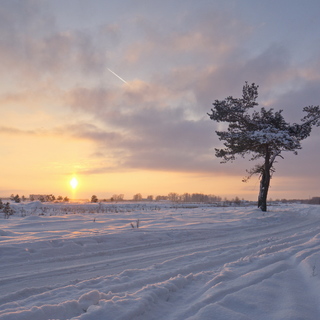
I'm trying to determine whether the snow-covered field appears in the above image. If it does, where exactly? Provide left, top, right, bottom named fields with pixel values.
left=1, top=201, right=320, bottom=320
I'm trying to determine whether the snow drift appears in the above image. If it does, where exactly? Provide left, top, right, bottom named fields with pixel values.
left=1, top=202, right=320, bottom=319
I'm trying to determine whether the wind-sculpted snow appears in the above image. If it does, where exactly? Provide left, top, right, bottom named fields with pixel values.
left=1, top=202, right=320, bottom=319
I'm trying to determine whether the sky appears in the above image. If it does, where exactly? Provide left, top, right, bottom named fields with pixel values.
left=1, top=0, right=320, bottom=201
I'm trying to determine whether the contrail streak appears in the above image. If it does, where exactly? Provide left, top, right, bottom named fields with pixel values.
left=107, top=68, right=128, bottom=84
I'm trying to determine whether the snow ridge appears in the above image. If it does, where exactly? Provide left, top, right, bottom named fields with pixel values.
left=1, top=203, right=320, bottom=319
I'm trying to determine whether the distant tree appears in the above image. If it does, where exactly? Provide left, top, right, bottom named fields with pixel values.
left=10, top=194, right=14, bottom=201
left=155, top=195, right=168, bottom=201
left=29, top=195, right=35, bottom=201
left=57, top=196, right=63, bottom=201
left=21, top=195, right=26, bottom=202
left=0, top=199, right=3, bottom=210
left=147, top=195, right=153, bottom=201
left=233, top=196, right=241, bottom=205
left=3, top=202, right=14, bottom=219
left=13, top=194, right=20, bottom=203
left=133, top=193, right=142, bottom=201
left=91, top=195, right=98, bottom=203
left=191, top=193, right=207, bottom=202
left=208, top=194, right=222, bottom=202
left=208, top=82, right=320, bottom=211
left=180, top=193, right=190, bottom=202
left=63, top=196, right=69, bottom=202
left=39, top=195, right=45, bottom=202
left=168, top=192, right=179, bottom=202
left=112, top=194, right=124, bottom=201
left=47, top=194, right=55, bottom=202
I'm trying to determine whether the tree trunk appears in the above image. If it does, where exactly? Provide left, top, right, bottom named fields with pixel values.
left=258, top=146, right=271, bottom=212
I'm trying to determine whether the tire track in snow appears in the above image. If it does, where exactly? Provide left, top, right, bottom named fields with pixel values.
left=1, top=205, right=320, bottom=320
left=137, top=220, right=320, bottom=319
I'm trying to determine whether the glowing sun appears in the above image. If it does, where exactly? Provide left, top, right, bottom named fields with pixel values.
left=70, top=177, right=78, bottom=189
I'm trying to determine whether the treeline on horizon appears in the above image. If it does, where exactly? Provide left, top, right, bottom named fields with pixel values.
left=5, top=192, right=224, bottom=203
left=6, top=194, right=70, bottom=203
left=4, top=193, right=320, bottom=205
left=107, top=192, right=224, bottom=203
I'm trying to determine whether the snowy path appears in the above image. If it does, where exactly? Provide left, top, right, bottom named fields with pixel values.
left=1, top=203, right=320, bottom=319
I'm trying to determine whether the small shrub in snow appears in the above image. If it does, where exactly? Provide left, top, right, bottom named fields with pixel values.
left=130, top=219, right=140, bottom=228
left=3, top=202, right=14, bottom=219
left=312, top=262, right=318, bottom=277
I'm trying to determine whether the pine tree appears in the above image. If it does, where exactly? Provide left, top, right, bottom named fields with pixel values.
left=208, top=82, right=320, bottom=211
left=91, top=195, right=98, bottom=203
left=13, top=194, right=20, bottom=203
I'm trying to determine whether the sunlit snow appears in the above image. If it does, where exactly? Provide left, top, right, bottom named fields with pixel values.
left=1, top=201, right=320, bottom=319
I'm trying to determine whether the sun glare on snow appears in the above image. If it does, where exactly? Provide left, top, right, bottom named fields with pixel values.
left=70, top=177, right=78, bottom=189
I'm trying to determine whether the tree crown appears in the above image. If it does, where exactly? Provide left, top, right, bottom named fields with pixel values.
left=208, top=82, right=320, bottom=166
